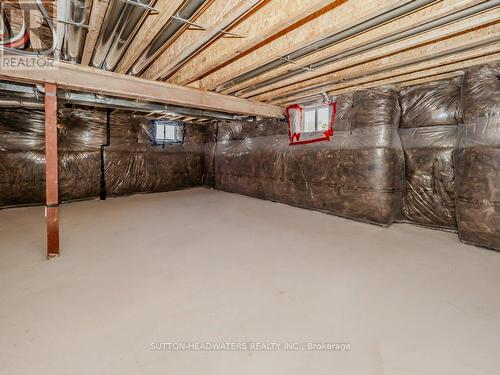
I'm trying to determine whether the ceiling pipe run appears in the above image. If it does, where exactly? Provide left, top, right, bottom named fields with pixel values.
left=238, top=0, right=500, bottom=97
left=0, top=81, right=246, bottom=121
left=0, top=100, right=44, bottom=109
left=92, top=0, right=155, bottom=71
left=64, top=0, right=92, bottom=63
left=271, top=38, right=499, bottom=104
left=128, top=0, right=209, bottom=76
left=54, top=0, right=69, bottom=60
left=214, top=0, right=436, bottom=93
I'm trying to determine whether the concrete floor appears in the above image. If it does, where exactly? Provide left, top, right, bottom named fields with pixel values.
left=1, top=188, right=499, bottom=375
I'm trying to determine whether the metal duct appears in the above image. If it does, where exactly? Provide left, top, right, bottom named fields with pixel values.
left=128, top=0, right=209, bottom=76
left=64, top=0, right=92, bottom=63
left=239, top=0, right=500, bottom=97
left=0, top=81, right=243, bottom=121
left=55, top=0, right=69, bottom=60
left=215, top=0, right=436, bottom=93
left=92, top=0, right=154, bottom=71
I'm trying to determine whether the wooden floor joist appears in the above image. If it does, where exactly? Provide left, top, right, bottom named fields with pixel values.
left=227, top=0, right=487, bottom=97
left=166, top=0, right=342, bottom=85
left=0, top=59, right=284, bottom=118
left=80, top=0, right=111, bottom=66
left=256, top=22, right=500, bottom=102
left=275, top=49, right=500, bottom=105
left=141, top=0, right=264, bottom=81
left=190, top=0, right=410, bottom=90
left=114, top=0, right=187, bottom=74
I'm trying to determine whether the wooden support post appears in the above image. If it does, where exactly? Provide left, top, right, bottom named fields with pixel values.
left=44, top=83, right=59, bottom=259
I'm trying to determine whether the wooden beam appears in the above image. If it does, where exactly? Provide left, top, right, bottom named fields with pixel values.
left=278, top=53, right=499, bottom=103
left=274, top=48, right=500, bottom=105
left=255, top=22, right=500, bottom=102
left=141, top=0, right=264, bottom=80
left=0, top=59, right=284, bottom=118
left=114, top=0, right=185, bottom=74
left=229, top=0, right=485, bottom=96
left=166, top=0, right=345, bottom=85
left=398, top=71, right=465, bottom=87
left=191, top=0, right=410, bottom=90
left=81, top=0, right=111, bottom=66
left=44, top=82, right=59, bottom=259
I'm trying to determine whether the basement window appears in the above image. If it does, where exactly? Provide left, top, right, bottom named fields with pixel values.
left=286, top=103, right=336, bottom=146
left=303, top=105, right=332, bottom=132
left=153, top=121, right=184, bottom=145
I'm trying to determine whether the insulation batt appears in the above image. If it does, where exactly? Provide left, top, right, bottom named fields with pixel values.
left=104, top=112, right=209, bottom=196
left=456, top=63, right=500, bottom=251
left=399, top=77, right=462, bottom=128
left=215, top=88, right=404, bottom=226
left=398, top=78, right=462, bottom=230
left=0, top=108, right=210, bottom=208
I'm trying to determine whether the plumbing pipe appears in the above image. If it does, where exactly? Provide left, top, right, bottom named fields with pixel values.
left=237, top=0, right=500, bottom=96
left=91, top=0, right=155, bottom=71
left=214, top=0, right=436, bottom=93
left=128, top=0, right=209, bottom=76
left=64, top=0, right=92, bottom=63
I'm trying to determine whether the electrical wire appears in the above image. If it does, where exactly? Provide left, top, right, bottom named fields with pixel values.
left=0, top=0, right=56, bottom=57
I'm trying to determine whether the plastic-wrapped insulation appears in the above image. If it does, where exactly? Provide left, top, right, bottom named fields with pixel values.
left=0, top=107, right=210, bottom=208
left=0, top=109, right=45, bottom=206
left=455, top=63, right=499, bottom=251
left=462, top=64, right=500, bottom=122
left=215, top=88, right=404, bottom=226
left=399, top=77, right=462, bottom=128
left=399, top=126, right=457, bottom=229
left=398, top=77, right=462, bottom=229
left=104, top=112, right=209, bottom=197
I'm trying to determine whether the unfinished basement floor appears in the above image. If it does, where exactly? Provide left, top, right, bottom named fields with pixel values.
left=1, top=188, right=499, bottom=375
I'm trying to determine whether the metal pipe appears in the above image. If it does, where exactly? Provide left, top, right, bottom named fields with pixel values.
left=64, top=0, right=92, bottom=63
left=128, top=0, right=209, bottom=76
left=214, top=0, right=436, bottom=93
left=238, top=0, right=500, bottom=97
left=272, top=38, right=500, bottom=103
left=0, top=100, right=44, bottom=109
left=91, top=0, right=154, bottom=71
left=0, top=81, right=243, bottom=121
left=54, top=0, right=69, bottom=60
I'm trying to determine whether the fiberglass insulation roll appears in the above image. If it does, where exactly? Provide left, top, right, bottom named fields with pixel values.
left=455, top=63, right=500, bottom=251
left=398, top=78, right=462, bottom=229
left=215, top=87, right=404, bottom=226
left=104, top=112, right=209, bottom=197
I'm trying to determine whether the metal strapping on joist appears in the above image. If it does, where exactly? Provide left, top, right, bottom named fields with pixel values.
left=171, top=14, right=206, bottom=31
left=120, top=0, right=159, bottom=14
left=218, top=29, right=244, bottom=39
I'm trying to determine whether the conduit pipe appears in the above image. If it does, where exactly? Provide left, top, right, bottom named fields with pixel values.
left=128, top=0, right=209, bottom=76
left=214, top=0, right=436, bottom=93
left=238, top=0, right=500, bottom=97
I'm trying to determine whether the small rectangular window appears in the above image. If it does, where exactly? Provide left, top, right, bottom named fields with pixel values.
left=303, top=110, right=316, bottom=132
left=301, top=105, right=331, bottom=133
left=317, top=106, right=330, bottom=131
left=153, top=121, right=184, bottom=145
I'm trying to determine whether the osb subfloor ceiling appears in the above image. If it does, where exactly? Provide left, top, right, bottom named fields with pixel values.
left=1, top=0, right=499, bottom=106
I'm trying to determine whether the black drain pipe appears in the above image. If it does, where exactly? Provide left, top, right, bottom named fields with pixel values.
left=100, top=109, right=111, bottom=200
